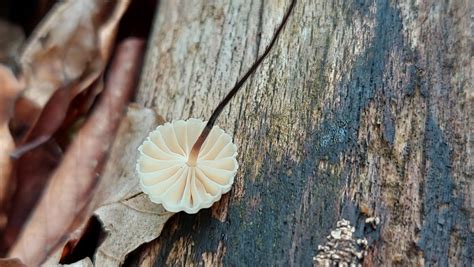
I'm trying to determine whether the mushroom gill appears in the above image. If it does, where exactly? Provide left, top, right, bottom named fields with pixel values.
left=136, top=118, right=238, bottom=214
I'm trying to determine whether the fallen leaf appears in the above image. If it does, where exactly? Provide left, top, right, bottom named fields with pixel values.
left=88, top=105, right=165, bottom=208
left=91, top=105, right=171, bottom=266
left=62, top=257, right=94, bottom=267
left=0, top=65, right=23, bottom=232
left=0, top=258, right=27, bottom=267
left=20, top=0, right=130, bottom=108
left=0, top=19, right=25, bottom=65
left=90, top=105, right=171, bottom=266
left=8, top=38, right=144, bottom=266
left=0, top=140, right=62, bottom=253
left=46, top=257, right=94, bottom=267
left=47, top=105, right=170, bottom=267
left=0, top=125, right=14, bottom=229
left=9, top=97, right=41, bottom=142
left=94, top=194, right=173, bottom=266
left=19, top=0, right=130, bottom=147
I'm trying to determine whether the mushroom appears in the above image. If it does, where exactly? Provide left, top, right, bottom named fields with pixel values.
left=136, top=0, right=296, bottom=213
left=136, top=119, right=238, bottom=214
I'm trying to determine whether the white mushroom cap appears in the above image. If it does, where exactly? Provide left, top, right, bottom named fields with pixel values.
left=136, top=118, right=238, bottom=214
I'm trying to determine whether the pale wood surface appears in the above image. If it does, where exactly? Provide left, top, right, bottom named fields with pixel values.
left=125, top=0, right=472, bottom=265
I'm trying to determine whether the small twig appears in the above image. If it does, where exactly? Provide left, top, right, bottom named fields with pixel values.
left=10, top=135, right=50, bottom=159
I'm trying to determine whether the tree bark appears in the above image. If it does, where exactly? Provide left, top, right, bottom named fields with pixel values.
left=125, top=0, right=472, bottom=265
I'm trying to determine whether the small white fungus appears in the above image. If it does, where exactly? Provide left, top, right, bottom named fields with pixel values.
left=136, top=118, right=238, bottom=214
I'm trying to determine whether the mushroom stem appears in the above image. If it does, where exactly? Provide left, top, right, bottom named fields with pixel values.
left=188, top=0, right=296, bottom=164
left=187, top=126, right=210, bottom=166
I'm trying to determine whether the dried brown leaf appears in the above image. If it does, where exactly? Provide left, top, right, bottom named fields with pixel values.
left=0, top=19, right=24, bottom=65
left=0, top=65, right=23, bottom=231
left=92, top=105, right=172, bottom=267
left=8, top=38, right=144, bottom=266
left=19, top=0, right=130, bottom=146
left=0, top=64, right=22, bottom=133
left=61, top=257, right=94, bottom=267
left=1, top=140, right=62, bottom=253
left=89, top=105, right=165, bottom=208
left=47, top=105, right=170, bottom=267
left=20, top=0, right=130, bottom=107
left=45, top=257, right=94, bottom=267
left=0, top=258, right=27, bottom=267
left=95, top=194, right=173, bottom=266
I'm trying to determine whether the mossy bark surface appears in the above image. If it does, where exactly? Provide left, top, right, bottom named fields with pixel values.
left=126, top=0, right=472, bottom=265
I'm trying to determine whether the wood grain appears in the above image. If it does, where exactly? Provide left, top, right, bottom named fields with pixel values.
left=126, top=0, right=472, bottom=265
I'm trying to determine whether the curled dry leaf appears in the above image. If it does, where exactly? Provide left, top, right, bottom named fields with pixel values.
left=0, top=138, right=62, bottom=254
left=92, top=105, right=172, bottom=267
left=64, top=258, right=94, bottom=267
left=0, top=65, right=23, bottom=230
left=94, top=194, right=173, bottom=267
left=0, top=19, right=25, bottom=64
left=20, top=0, right=130, bottom=107
left=0, top=258, right=28, bottom=267
left=8, top=38, right=144, bottom=266
left=48, top=105, right=172, bottom=267
left=19, top=0, right=130, bottom=145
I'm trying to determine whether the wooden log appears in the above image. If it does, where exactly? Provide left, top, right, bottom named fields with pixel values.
left=125, top=0, right=472, bottom=265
